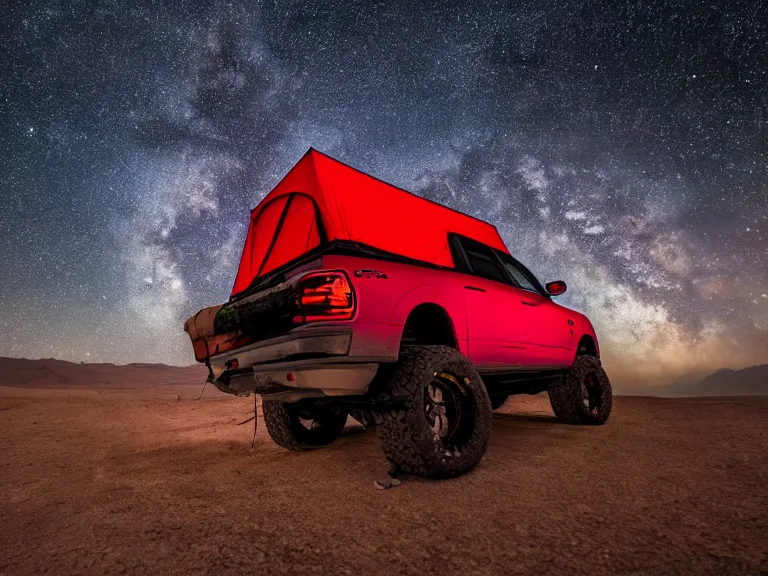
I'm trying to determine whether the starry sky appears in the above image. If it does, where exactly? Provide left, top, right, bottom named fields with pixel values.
left=1, top=0, right=766, bottom=388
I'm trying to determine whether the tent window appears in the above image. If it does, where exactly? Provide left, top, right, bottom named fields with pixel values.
left=261, top=194, right=321, bottom=275
left=246, top=195, right=290, bottom=280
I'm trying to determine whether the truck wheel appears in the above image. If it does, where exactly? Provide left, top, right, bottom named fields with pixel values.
left=375, top=345, right=492, bottom=478
left=262, top=401, right=348, bottom=450
left=548, top=355, right=612, bottom=425
left=490, top=393, right=509, bottom=411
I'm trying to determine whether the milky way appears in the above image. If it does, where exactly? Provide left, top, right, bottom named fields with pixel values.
left=1, top=1, right=766, bottom=388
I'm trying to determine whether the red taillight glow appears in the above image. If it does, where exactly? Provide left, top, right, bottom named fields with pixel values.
left=294, top=271, right=355, bottom=323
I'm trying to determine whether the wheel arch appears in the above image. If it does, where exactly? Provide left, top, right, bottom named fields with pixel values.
left=389, top=284, right=467, bottom=343
left=399, top=302, right=459, bottom=350
left=576, top=334, right=599, bottom=358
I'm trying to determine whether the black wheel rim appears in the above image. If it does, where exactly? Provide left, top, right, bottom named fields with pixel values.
left=285, top=404, right=346, bottom=446
left=581, top=371, right=603, bottom=416
left=424, top=371, right=475, bottom=452
left=294, top=407, right=318, bottom=431
left=294, top=406, right=343, bottom=432
left=297, top=416, right=320, bottom=431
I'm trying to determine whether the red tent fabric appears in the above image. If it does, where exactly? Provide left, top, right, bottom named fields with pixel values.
left=231, top=149, right=509, bottom=296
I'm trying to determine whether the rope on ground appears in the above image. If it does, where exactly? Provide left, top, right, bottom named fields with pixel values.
left=236, top=396, right=258, bottom=446
left=251, top=395, right=258, bottom=446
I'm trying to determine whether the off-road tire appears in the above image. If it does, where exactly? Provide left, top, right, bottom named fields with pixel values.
left=548, top=355, right=612, bottom=425
left=262, top=401, right=348, bottom=450
left=374, top=345, right=493, bottom=478
left=490, top=393, right=509, bottom=411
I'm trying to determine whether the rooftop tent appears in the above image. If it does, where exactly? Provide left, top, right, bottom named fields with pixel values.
left=230, top=149, right=509, bottom=296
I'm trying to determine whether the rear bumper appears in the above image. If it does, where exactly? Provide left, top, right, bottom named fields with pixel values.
left=209, top=329, right=354, bottom=378
left=208, top=328, right=389, bottom=400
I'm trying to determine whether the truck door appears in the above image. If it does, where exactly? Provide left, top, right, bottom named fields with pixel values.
left=456, top=239, right=531, bottom=369
left=495, top=252, right=574, bottom=366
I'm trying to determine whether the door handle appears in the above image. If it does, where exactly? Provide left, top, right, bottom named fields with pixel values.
left=464, top=285, right=486, bottom=292
left=520, top=300, right=539, bottom=306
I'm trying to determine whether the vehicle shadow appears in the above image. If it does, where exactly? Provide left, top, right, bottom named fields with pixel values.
left=492, top=412, right=559, bottom=425
left=338, top=425, right=370, bottom=438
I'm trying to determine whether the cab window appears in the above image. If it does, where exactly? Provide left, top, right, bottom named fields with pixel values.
left=456, top=237, right=508, bottom=283
left=495, top=251, right=546, bottom=294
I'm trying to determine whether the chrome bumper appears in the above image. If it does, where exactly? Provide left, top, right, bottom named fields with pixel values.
left=208, top=329, right=380, bottom=400
left=209, top=330, right=353, bottom=378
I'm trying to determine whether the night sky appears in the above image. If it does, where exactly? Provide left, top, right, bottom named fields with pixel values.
left=1, top=1, right=766, bottom=388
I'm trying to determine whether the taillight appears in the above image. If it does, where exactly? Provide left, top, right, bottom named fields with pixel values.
left=294, top=271, right=355, bottom=323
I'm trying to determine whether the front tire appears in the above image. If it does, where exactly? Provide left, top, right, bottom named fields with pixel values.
left=548, top=355, right=612, bottom=425
left=374, top=345, right=493, bottom=478
left=262, top=401, right=348, bottom=450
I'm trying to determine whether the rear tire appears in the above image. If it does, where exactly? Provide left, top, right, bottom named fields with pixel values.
left=262, top=401, right=348, bottom=450
left=374, top=345, right=493, bottom=478
left=548, top=355, right=612, bottom=425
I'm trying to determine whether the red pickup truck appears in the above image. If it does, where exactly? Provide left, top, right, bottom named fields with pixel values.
left=184, top=149, right=612, bottom=478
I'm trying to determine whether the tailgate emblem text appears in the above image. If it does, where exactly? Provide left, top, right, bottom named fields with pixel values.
left=354, top=269, right=388, bottom=279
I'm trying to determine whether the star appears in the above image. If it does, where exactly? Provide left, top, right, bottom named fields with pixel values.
left=0, top=0, right=765, bottom=389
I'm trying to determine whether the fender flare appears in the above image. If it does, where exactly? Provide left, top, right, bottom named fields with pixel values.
left=572, top=332, right=600, bottom=363
left=388, top=285, right=467, bottom=341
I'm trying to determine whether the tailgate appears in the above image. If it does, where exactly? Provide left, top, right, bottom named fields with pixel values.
left=184, top=280, right=299, bottom=363
left=214, top=280, right=298, bottom=334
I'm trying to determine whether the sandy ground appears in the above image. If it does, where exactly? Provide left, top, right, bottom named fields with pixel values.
left=1, top=385, right=766, bottom=576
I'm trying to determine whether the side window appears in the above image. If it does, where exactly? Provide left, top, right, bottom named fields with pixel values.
left=449, top=234, right=471, bottom=271
left=497, top=251, right=545, bottom=294
left=459, top=238, right=508, bottom=283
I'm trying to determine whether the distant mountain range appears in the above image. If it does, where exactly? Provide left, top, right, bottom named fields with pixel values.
left=625, top=364, right=768, bottom=397
left=678, top=364, right=768, bottom=396
left=0, top=356, right=207, bottom=388
left=1, top=356, right=765, bottom=396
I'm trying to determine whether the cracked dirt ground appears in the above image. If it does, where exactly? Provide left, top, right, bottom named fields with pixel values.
left=1, top=385, right=766, bottom=575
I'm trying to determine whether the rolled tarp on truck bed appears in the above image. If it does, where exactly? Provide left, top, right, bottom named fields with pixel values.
left=231, top=148, right=509, bottom=297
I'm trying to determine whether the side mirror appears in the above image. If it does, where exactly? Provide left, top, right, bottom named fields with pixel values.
left=546, top=280, right=567, bottom=296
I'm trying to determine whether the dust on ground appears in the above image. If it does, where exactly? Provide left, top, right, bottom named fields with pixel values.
left=1, top=385, right=766, bottom=575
